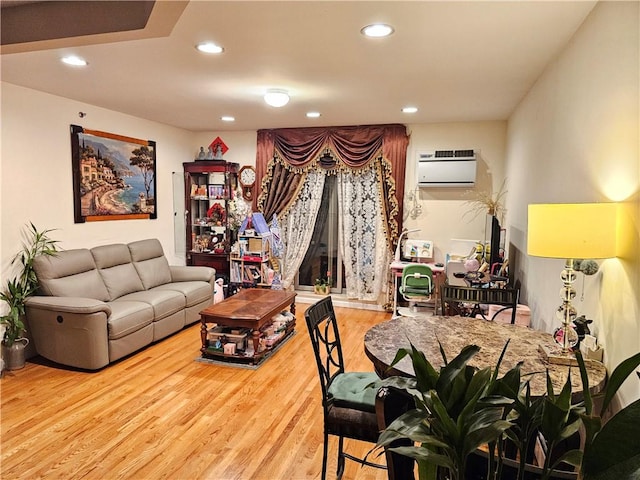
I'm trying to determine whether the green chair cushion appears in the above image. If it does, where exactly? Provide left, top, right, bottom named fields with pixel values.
left=328, top=372, right=381, bottom=413
left=402, top=286, right=431, bottom=295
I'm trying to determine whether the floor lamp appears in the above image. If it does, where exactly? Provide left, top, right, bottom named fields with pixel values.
left=527, top=203, right=617, bottom=354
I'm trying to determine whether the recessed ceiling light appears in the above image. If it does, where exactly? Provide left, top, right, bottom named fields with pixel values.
left=402, top=107, right=418, bottom=113
left=61, top=55, right=87, bottom=66
left=221, top=116, right=235, bottom=122
left=264, top=89, right=290, bottom=108
left=361, top=23, right=394, bottom=38
left=196, top=42, right=224, bottom=54
left=306, top=112, right=321, bottom=118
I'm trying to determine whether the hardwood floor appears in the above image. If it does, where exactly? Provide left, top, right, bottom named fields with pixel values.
left=1, top=302, right=394, bottom=480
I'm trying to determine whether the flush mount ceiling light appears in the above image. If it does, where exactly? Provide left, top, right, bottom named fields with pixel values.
left=361, top=23, right=394, bottom=38
left=196, top=42, right=224, bottom=54
left=61, top=55, right=88, bottom=66
left=402, top=106, right=418, bottom=113
left=221, top=116, right=235, bottom=122
left=306, top=111, right=321, bottom=118
left=264, top=89, right=290, bottom=107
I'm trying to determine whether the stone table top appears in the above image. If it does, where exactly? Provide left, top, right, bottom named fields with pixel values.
left=364, top=315, right=607, bottom=398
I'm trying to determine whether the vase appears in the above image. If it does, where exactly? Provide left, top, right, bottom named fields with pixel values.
left=2, top=337, right=29, bottom=370
left=314, top=285, right=329, bottom=295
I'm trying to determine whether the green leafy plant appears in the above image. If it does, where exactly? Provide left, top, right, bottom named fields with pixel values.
left=576, top=350, right=640, bottom=480
left=372, top=341, right=514, bottom=480
left=372, top=340, right=640, bottom=480
left=0, top=223, right=59, bottom=346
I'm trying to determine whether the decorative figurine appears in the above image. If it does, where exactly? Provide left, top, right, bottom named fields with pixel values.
left=213, top=144, right=224, bottom=160
left=197, top=146, right=206, bottom=160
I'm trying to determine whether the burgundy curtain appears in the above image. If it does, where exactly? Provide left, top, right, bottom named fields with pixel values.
left=255, top=124, right=409, bottom=250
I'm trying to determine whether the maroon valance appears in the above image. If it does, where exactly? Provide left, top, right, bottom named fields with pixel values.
left=255, top=124, right=409, bottom=250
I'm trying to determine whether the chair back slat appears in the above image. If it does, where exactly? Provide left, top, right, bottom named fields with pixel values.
left=440, top=284, right=520, bottom=323
left=305, top=296, right=345, bottom=404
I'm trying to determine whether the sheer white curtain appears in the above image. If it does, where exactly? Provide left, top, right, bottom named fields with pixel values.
left=279, top=169, right=325, bottom=289
left=337, top=167, right=390, bottom=301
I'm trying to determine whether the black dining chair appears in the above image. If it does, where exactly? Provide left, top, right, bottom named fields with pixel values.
left=304, top=296, right=386, bottom=480
left=440, top=283, right=520, bottom=324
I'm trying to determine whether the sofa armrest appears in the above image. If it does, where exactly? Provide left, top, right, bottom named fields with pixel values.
left=170, top=265, right=215, bottom=285
left=25, top=296, right=112, bottom=316
left=25, top=296, right=111, bottom=370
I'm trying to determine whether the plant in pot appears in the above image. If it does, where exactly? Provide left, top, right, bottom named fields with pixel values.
left=370, top=341, right=515, bottom=480
left=0, top=223, right=58, bottom=370
left=372, top=340, right=640, bottom=480
left=314, top=272, right=331, bottom=295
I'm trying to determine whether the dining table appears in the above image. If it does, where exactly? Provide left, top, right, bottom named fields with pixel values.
left=364, top=315, right=607, bottom=398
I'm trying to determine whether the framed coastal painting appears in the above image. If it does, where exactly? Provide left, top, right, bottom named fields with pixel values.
left=70, top=125, right=157, bottom=223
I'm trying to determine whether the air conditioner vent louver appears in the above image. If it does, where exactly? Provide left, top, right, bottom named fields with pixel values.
left=417, top=149, right=477, bottom=187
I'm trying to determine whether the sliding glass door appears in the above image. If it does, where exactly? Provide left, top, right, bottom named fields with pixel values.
left=295, top=175, right=342, bottom=293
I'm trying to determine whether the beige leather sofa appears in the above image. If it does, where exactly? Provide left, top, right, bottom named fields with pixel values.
left=25, top=239, right=215, bottom=370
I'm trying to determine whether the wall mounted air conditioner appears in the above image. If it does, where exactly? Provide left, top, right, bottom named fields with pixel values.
left=417, top=150, right=477, bottom=187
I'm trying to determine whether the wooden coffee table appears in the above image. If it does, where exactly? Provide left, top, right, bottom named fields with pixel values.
left=199, top=288, right=296, bottom=364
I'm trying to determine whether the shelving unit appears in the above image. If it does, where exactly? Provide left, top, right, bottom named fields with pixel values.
left=183, top=160, right=239, bottom=276
left=230, top=232, right=274, bottom=287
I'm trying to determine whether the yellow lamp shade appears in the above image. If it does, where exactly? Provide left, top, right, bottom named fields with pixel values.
left=527, top=203, right=618, bottom=259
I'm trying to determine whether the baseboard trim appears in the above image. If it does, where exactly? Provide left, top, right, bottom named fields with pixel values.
left=294, top=291, right=385, bottom=312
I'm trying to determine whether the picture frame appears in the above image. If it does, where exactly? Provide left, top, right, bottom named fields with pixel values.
left=208, top=184, right=224, bottom=199
left=70, top=125, right=157, bottom=223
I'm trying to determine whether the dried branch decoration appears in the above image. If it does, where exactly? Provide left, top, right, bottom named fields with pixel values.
left=463, top=179, right=507, bottom=222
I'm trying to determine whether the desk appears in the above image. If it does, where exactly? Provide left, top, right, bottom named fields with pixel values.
left=364, top=315, right=606, bottom=398
left=390, top=261, right=444, bottom=317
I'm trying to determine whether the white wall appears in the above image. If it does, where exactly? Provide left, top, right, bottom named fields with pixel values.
left=1, top=82, right=500, bottom=289
left=192, top=132, right=257, bottom=170
left=505, top=2, right=640, bottom=406
left=404, top=121, right=508, bottom=263
left=193, top=123, right=508, bottom=265
left=0, top=82, right=195, bottom=285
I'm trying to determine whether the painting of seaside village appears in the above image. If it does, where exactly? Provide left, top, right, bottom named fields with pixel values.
left=71, top=125, right=157, bottom=222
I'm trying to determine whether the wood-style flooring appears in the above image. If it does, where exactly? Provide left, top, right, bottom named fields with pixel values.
left=1, top=301, right=394, bottom=480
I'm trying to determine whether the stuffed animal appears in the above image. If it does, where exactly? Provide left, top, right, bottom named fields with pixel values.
left=213, top=278, right=225, bottom=304
left=573, top=315, right=593, bottom=346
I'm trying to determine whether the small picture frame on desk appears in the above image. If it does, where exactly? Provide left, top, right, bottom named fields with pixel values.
left=404, top=239, right=434, bottom=260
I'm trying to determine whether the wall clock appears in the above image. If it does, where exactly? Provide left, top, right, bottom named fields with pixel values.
left=239, top=165, right=256, bottom=201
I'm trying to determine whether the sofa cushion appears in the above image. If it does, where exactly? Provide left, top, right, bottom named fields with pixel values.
left=115, top=289, right=184, bottom=321
left=153, top=282, right=212, bottom=308
left=91, top=244, right=145, bottom=301
left=32, top=249, right=110, bottom=302
left=128, top=239, right=172, bottom=290
left=107, top=301, right=154, bottom=340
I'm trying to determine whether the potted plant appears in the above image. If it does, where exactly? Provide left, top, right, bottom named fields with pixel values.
left=314, top=272, right=331, bottom=295
left=0, top=223, right=58, bottom=370
left=372, top=341, right=640, bottom=480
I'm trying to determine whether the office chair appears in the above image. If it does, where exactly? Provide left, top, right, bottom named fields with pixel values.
left=399, top=264, right=433, bottom=314
left=305, top=296, right=386, bottom=480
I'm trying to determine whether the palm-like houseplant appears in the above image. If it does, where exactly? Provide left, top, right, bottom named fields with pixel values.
left=1, top=223, right=58, bottom=367
left=373, top=341, right=640, bottom=480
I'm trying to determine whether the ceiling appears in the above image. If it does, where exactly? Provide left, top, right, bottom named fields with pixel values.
left=0, top=1, right=597, bottom=132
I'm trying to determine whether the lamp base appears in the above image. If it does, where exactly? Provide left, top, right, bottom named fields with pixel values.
left=538, top=343, right=579, bottom=366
